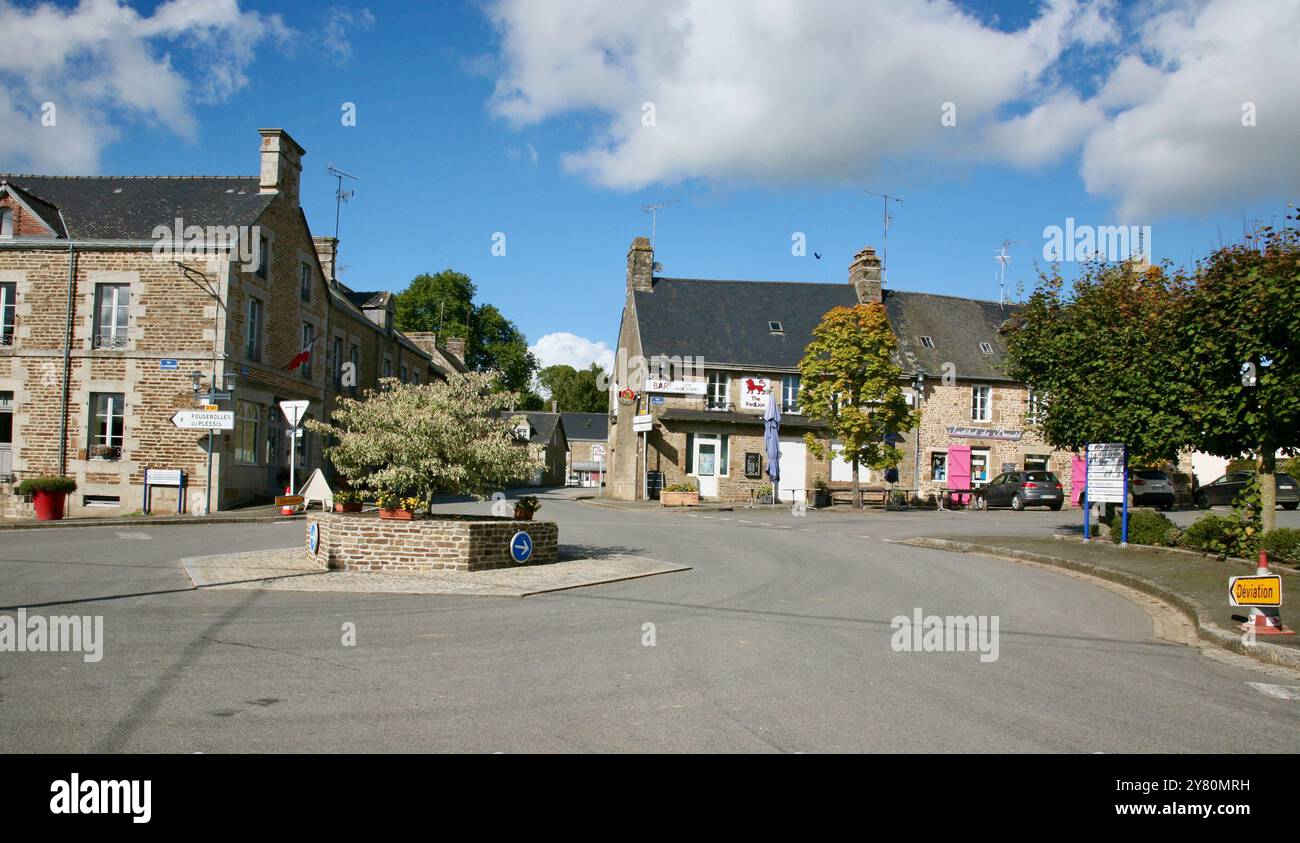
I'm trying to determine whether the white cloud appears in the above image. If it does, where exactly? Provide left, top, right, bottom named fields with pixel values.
left=0, top=0, right=292, bottom=174
left=486, top=0, right=1300, bottom=216
left=530, top=332, right=615, bottom=373
left=321, top=6, right=375, bottom=64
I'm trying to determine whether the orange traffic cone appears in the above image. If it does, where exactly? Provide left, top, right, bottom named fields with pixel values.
left=1242, top=550, right=1294, bottom=636
left=280, top=485, right=296, bottom=517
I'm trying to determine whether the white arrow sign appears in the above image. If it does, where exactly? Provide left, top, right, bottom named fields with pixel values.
left=279, top=400, right=310, bottom=427
left=171, top=410, right=234, bottom=430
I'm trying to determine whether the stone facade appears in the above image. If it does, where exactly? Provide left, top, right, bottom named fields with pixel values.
left=0, top=128, right=465, bottom=518
left=305, top=511, right=559, bottom=572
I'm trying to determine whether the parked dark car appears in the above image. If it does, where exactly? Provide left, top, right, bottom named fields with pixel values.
left=1194, top=471, right=1300, bottom=509
left=983, top=470, right=1064, bottom=510
left=1130, top=469, right=1175, bottom=510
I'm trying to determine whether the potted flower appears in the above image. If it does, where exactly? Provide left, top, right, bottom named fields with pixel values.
left=514, top=496, right=542, bottom=520
left=333, top=490, right=364, bottom=513
left=377, top=493, right=420, bottom=521
left=755, top=482, right=774, bottom=505
left=17, top=475, right=78, bottom=521
left=91, top=444, right=119, bottom=460
left=812, top=476, right=831, bottom=509
left=661, top=481, right=700, bottom=507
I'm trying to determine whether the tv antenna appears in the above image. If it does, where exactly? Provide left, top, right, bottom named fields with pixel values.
left=995, top=239, right=1024, bottom=307
left=864, top=190, right=903, bottom=286
left=641, top=199, right=678, bottom=250
left=327, top=163, right=358, bottom=282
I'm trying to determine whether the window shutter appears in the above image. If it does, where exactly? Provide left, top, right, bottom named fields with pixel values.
left=719, top=435, right=729, bottom=475
left=686, top=433, right=694, bottom=473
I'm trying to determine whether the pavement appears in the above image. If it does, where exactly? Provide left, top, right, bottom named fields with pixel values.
left=0, top=486, right=1296, bottom=752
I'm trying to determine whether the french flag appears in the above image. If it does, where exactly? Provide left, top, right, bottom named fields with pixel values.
left=285, top=332, right=321, bottom=371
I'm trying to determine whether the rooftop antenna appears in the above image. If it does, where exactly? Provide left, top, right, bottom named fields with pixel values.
left=327, top=163, right=358, bottom=283
left=864, top=190, right=903, bottom=286
left=641, top=199, right=678, bottom=250
left=994, top=239, right=1023, bottom=308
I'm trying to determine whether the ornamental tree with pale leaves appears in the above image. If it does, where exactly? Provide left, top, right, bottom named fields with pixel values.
left=306, top=372, right=542, bottom=510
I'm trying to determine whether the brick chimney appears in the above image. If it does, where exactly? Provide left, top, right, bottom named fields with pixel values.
left=258, top=128, right=305, bottom=204
left=850, top=246, right=883, bottom=304
left=627, top=236, right=654, bottom=293
left=313, top=236, right=337, bottom=285
left=444, top=336, right=466, bottom=366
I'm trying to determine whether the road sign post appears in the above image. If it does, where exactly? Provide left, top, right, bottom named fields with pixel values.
left=1233, top=551, right=1293, bottom=636
left=1084, top=442, right=1127, bottom=543
left=279, top=400, right=310, bottom=497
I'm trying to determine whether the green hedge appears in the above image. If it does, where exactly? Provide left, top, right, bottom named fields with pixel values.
left=1183, top=514, right=1241, bottom=556
left=1259, top=528, right=1300, bottom=566
left=1109, top=510, right=1178, bottom=546
left=15, top=475, right=78, bottom=495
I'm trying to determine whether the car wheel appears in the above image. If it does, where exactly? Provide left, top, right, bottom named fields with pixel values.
left=1194, top=492, right=1209, bottom=509
left=1284, top=502, right=1299, bottom=511
left=1010, top=494, right=1024, bottom=511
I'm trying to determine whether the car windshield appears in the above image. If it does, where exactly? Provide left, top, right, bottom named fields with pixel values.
left=1136, top=470, right=1167, bottom=480
left=1024, top=472, right=1057, bottom=482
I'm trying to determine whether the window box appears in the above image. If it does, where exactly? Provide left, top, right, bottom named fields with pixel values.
left=661, top=490, right=700, bottom=507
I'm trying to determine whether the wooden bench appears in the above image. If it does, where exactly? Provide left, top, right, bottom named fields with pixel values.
left=825, top=483, right=916, bottom=508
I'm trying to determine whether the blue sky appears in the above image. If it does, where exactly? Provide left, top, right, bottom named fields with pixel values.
left=1, top=0, right=1297, bottom=370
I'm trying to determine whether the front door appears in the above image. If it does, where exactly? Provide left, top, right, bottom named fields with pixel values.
left=778, top=436, right=806, bottom=503
left=695, top=440, right=719, bottom=498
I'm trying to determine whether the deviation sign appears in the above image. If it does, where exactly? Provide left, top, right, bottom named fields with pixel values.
left=171, top=410, right=234, bottom=430
left=1229, top=575, right=1282, bottom=608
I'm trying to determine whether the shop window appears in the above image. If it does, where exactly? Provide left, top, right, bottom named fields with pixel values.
left=930, top=452, right=947, bottom=482
left=1024, top=454, right=1049, bottom=472
left=235, top=401, right=260, bottom=464
left=971, top=449, right=990, bottom=487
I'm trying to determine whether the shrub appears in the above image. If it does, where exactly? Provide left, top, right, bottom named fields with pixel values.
left=16, top=475, right=77, bottom=495
left=1162, top=526, right=1185, bottom=548
left=664, top=482, right=698, bottom=493
left=1183, top=514, right=1240, bottom=557
left=1110, top=509, right=1177, bottom=546
left=333, top=490, right=362, bottom=504
left=1225, top=457, right=1258, bottom=473
left=1259, top=528, right=1300, bottom=566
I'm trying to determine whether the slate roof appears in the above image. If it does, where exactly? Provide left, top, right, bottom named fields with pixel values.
left=560, top=412, right=608, bottom=442
left=344, top=289, right=391, bottom=310
left=0, top=175, right=273, bottom=240
left=0, top=180, right=66, bottom=236
left=634, top=278, right=1018, bottom=381
left=521, top=412, right=563, bottom=445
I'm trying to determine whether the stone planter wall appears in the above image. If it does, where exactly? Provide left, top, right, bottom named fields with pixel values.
left=305, top=511, right=558, bottom=572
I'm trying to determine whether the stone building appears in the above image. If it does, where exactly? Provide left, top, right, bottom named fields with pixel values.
left=510, top=411, right=568, bottom=486
left=0, top=128, right=464, bottom=518
left=560, top=411, right=609, bottom=486
left=606, top=236, right=1075, bottom=503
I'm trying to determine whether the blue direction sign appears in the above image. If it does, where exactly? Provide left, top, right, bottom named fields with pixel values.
left=510, top=531, right=534, bottom=563
left=160, top=358, right=179, bottom=371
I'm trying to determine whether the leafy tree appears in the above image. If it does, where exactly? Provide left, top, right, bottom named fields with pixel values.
left=798, top=304, right=919, bottom=509
left=1003, top=259, right=1193, bottom=464
left=538, top=363, right=608, bottom=413
left=394, top=271, right=539, bottom=397
left=1180, top=216, right=1300, bottom=533
left=306, top=373, right=542, bottom=509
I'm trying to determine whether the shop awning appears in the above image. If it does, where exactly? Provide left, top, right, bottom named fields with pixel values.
left=657, top=408, right=828, bottom=430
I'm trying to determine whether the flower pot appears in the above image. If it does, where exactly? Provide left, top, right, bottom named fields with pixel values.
left=814, top=489, right=831, bottom=509
left=378, top=508, right=414, bottom=521
left=32, top=490, right=67, bottom=521
left=334, top=502, right=363, bottom=513
left=514, top=507, right=535, bottom=520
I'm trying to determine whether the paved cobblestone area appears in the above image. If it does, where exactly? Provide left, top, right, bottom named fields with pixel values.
left=182, top=547, right=689, bottom=596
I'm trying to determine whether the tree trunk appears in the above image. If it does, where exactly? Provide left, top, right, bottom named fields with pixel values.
left=1260, top=449, right=1277, bottom=535
left=852, top=457, right=862, bottom=510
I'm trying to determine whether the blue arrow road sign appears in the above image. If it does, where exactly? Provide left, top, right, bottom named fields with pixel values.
left=510, top=531, right=533, bottom=563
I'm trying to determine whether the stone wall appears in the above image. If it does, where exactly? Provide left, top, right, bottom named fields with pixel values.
left=305, top=511, right=559, bottom=572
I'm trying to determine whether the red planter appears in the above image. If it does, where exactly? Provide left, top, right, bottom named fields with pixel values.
left=379, top=508, right=414, bottom=521
left=32, top=490, right=67, bottom=521
left=513, top=507, right=535, bottom=521
left=334, top=503, right=363, bottom=513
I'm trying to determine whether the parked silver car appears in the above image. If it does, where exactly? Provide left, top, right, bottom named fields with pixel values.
left=1130, top=469, right=1175, bottom=510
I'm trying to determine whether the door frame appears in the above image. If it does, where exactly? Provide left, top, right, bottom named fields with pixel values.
left=692, top=434, right=721, bottom=498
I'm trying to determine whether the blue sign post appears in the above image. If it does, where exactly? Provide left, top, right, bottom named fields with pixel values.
left=510, top=531, right=534, bottom=564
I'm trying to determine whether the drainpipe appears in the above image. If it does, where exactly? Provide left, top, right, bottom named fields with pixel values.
left=58, top=241, right=77, bottom=475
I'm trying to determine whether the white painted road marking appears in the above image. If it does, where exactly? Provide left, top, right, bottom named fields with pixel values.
left=116, top=532, right=153, bottom=540
left=1248, top=683, right=1300, bottom=700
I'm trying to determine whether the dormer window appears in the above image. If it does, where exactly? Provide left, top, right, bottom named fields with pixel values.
left=979, top=342, right=994, bottom=354
left=920, top=336, right=935, bottom=349
left=768, top=321, right=783, bottom=334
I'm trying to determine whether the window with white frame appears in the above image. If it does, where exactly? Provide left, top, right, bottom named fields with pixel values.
left=256, top=234, right=270, bottom=279
left=0, top=207, right=13, bottom=238
left=930, top=452, right=947, bottom=482
left=971, top=448, right=990, bottom=487
left=782, top=375, right=801, bottom=414
left=971, top=385, right=992, bottom=422
left=0, top=282, right=15, bottom=345
left=246, top=297, right=264, bottom=362
left=89, top=393, right=124, bottom=459
left=707, top=370, right=728, bottom=410
left=93, top=284, right=129, bottom=349
left=265, top=408, right=282, bottom=466
left=300, top=322, right=314, bottom=380
left=299, top=261, right=311, bottom=302
left=235, top=401, right=260, bottom=464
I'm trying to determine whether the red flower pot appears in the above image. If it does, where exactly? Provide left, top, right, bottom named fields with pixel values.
left=334, top=503, right=363, bottom=513
left=513, top=507, right=534, bottom=521
left=32, top=490, right=67, bottom=521
left=379, top=508, right=414, bottom=521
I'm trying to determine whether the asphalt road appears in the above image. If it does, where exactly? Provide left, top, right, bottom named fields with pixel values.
left=0, top=491, right=1296, bottom=753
